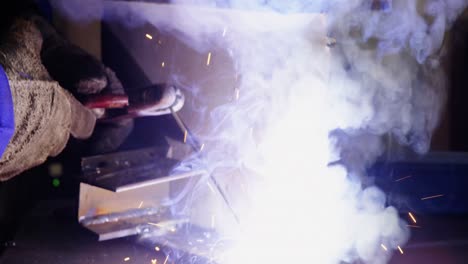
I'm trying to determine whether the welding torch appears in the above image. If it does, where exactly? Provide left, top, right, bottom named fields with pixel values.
left=83, top=84, right=241, bottom=224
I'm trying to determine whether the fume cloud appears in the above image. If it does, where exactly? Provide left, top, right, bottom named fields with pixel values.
left=65, top=0, right=467, bottom=263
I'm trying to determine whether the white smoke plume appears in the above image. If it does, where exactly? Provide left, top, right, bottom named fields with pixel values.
left=56, top=0, right=468, bottom=263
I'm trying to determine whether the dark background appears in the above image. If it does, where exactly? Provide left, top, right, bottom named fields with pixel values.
left=2, top=2, right=468, bottom=264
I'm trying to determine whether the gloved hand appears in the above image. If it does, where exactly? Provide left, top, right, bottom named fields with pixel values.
left=32, top=15, right=134, bottom=155
left=0, top=18, right=98, bottom=181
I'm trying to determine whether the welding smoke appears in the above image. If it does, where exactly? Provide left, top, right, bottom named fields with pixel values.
left=159, top=1, right=460, bottom=262
left=48, top=0, right=103, bottom=21
left=57, top=0, right=467, bottom=263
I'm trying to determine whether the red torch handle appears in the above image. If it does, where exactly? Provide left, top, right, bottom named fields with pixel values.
left=84, top=95, right=129, bottom=109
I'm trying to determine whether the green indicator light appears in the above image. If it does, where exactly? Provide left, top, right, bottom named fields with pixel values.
left=52, top=178, right=60, bottom=188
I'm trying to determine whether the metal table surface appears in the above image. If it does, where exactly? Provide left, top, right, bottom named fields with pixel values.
left=0, top=200, right=167, bottom=264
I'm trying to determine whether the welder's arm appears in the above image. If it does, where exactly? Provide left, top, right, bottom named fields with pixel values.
left=0, top=18, right=99, bottom=181
left=33, top=15, right=134, bottom=156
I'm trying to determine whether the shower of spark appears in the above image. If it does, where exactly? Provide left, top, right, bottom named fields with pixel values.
left=397, top=245, right=404, bottom=254
left=421, top=194, right=445, bottom=200
left=395, top=175, right=412, bottom=182
left=206, top=52, right=212, bottom=66
left=408, top=212, right=417, bottom=224
left=82, top=0, right=468, bottom=263
left=143, top=1, right=465, bottom=263
left=381, top=244, right=388, bottom=251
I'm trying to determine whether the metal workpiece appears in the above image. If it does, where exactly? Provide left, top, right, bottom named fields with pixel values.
left=78, top=108, right=238, bottom=258
left=80, top=207, right=171, bottom=241
left=170, top=110, right=240, bottom=224
left=78, top=174, right=203, bottom=241
left=77, top=145, right=237, bottom=263
left=82, top=146, right=178, bottom=192
left=78, top=146, right=205, bottom=241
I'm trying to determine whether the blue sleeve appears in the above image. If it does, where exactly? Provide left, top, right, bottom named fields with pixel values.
left=0, top=65, right=14, bottom=158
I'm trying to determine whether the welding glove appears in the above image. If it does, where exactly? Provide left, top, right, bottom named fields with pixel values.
left=34, top=14, right=134, bottom=155
left=0, top=18, right=97, bottom=181
left=33, top=16, right=134, bottom=155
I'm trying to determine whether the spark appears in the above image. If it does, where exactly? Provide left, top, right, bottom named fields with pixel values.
left=206, top=182, right=216, bottom=194
left=162, top=62, right=165, bottom=68
left=206, top=52, right=212, bottom=66
left=124, top=257, right=131, bottom=261
left=183, top=130, right=188, bottom=143
left=138, top=201, right=143, bottom=208
left=395, top=175, right=412, bottom=182
left=408, top=212, right=417, bottom=224
left=151, top=259, right=157, bottom=264
left=163, top=255, right=169, bottom=264
left=421, top=194, right=445, bottom=200
left=380, top=244, right=388, bottom=251
left=222, top=27, right=227, bottom=37
left=235, top=88, right=240, bottom=100
left=146, top=34, right=153, bottom=40
left=200, top=143, right=205, bottom=152
left=148, top=222, right=163, bottom=228
left=148, top=222, right=175, bottom=233
left=407, top=224, right=422, bottom=228
left=155, top=246, right=160, bottom=251
left=397, top=246, right=404, bottom=254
